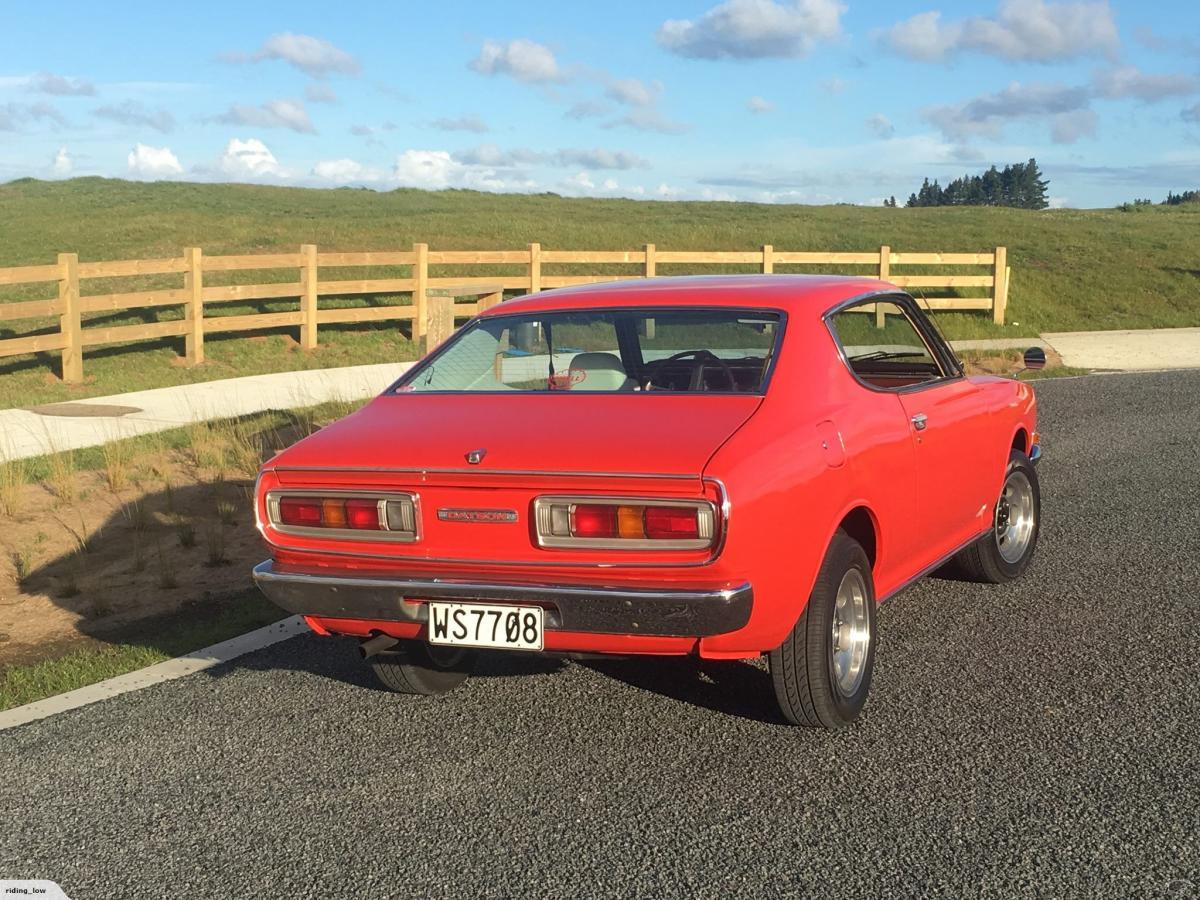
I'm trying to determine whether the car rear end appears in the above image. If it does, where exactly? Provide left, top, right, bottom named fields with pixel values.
left=253, top=300, right=783, bottom=662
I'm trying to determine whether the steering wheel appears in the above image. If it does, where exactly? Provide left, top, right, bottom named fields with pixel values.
left=643, top=349, right=737, bottom=392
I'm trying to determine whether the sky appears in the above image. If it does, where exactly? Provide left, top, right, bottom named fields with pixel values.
left=1, top=0, right=1199, bottom=208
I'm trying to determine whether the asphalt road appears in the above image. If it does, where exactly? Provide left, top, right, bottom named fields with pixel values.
left=3, top=370, right=1198, bottom=899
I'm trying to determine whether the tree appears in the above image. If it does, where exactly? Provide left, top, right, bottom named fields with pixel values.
left=896, top=160, right=1050, bottom=209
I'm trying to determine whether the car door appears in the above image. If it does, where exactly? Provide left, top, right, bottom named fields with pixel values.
left=829, top=297, right=993, bottom=573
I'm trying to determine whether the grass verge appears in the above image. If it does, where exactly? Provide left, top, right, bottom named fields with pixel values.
left=0, top=590, right=282, bottom=712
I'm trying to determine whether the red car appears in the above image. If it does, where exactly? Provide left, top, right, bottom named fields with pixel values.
left=253, top=275, right=1041, bottom=728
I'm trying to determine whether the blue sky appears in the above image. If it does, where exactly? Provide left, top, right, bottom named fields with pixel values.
left=2, top=0, right=1198, bottom=207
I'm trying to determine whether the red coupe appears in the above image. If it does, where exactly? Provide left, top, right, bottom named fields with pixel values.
left=253, top=275, right=1041, bottom=727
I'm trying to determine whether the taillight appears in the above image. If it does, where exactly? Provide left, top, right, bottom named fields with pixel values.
left=267, top=492, right=418, bottom=542
left=535, top=497, right=715, bottom=550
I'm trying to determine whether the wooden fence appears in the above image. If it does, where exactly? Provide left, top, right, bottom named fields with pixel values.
left=0, top=243, right=1011, bottom=383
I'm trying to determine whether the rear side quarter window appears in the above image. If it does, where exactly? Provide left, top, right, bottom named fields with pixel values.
left=829, top=299, right=949, bottom=391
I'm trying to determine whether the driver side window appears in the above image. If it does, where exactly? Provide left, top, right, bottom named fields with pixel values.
left=830, top=300, right=946, bottom=390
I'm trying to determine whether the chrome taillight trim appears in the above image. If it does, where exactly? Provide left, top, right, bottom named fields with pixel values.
left=265, top=489, right=420, bottom=543
left=532, top=495, right=717, bottom=551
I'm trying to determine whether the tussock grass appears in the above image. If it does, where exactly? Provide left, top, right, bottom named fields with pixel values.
left=45, top=446, right=77, bottom=504
left=101, top=436, right=135, bottom=493
left=0, top=456, right=29, bottom=518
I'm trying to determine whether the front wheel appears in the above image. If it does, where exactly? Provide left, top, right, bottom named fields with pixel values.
left=368, top=641, right=476, bottom=695
left=768, top=531, right=877, bottom=728
left=952, top=450, right=1041, bottom=583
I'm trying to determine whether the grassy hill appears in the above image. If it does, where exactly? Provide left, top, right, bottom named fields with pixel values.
left=1, top=177, right=1197, bottom=405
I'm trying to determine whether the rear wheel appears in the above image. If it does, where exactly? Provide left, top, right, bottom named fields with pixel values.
left=368, top=641, right=476, bottom=695
left=952, top=450, right=1040, bottom=583
left=768, top=531, right=877, bottom=728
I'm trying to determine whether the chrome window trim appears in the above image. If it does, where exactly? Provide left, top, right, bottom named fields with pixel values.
left=533, top=495, right=717, bottom=551
left=822, top=290, right=966, bottom=397
left=265, top=489, right=421, bottom=543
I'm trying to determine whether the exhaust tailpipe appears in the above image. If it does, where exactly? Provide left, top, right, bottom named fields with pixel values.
left=359, top=634, right=400, bottom=659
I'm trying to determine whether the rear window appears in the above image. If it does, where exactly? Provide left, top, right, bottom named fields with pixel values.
left=395, top=308, right=783, bottom=394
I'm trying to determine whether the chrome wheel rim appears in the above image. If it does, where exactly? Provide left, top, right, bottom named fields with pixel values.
left=995, top=470, right=1036, bottom=564
left=830, top=568, right=871, bottom=697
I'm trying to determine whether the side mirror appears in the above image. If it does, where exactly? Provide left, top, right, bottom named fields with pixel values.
left=1022, top=347, right=1046, bottom=371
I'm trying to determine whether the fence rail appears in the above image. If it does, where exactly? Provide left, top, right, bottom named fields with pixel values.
left=0, top=243, right=1011, bottom=383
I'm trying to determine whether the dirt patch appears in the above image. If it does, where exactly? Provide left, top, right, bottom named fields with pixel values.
left=960, top=346, right=1064, bottom=376
left=0, top=444, right=282, bottom=667
left=26, top=402, right=143, bottom=418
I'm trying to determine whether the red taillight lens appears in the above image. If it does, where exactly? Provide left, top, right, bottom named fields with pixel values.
left=572, top=504, right=618, bottom=538
left=536, top=498, right=714, bottom=549
left=278, top=497, right=321, bottom=526
left=271, top=494, right=406, bottom=535
left=644, top=506, right=700, bottom=539
left=344, top=498, right=380, bottom=530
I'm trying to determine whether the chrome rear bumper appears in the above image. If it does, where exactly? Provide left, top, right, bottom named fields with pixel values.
left=253, top=560, right=753, bottom=638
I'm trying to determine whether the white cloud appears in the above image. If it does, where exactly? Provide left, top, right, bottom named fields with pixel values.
left=392, top=149, right=505, bottom=190
left=305, top=83, right=338, bottom=104
left=866, top=113, right=895, bottom=138
left=452, top=145, right=649, bottom=170
left=28, top=72, right=95, bottom=96
left=430, top=115, right=489, bottom=133
left=218, top=138, right=284, bottom=178
left=127, top=143, right=183, bottom=178
left=312, top=158, right=385, bottom=184
left=93, top=100, right=175, bottom=133
left=602, top=178, right=619, bottom=191
left=469, top=39, right=564, bottom=84
left=1092, top=66, right=1197, bottom=102
left=215, top=99, right=315, bottom=134
left=657, top=0, right=845, bottom=59
left=883, top=0, right=1120, bottom=63
left=924, top=81, right=1092, bottom=141
left=0, top=101, right=66, bottom=129
left=227, top=33, right=360, bottom=77
left=52, top=146, right=71, bottom=176
left=605, top=107, right=690, bottom=134
left=606, top=78, right=659, bottom=107
left=820, top=77, right=848, bottom=94
left=747, top=96, right=775, bottom=113
left=566, top=172, right=595, bottom=190
left=1050, top=108, right=1098, bottom=142
left=656, top=183, right=681, bottom=197
left=566, top=99, right=610, bottom=120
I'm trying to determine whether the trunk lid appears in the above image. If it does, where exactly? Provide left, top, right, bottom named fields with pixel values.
left=273, top=393, right=762, bottom=478
left=264, top=393, right=760, bottom=566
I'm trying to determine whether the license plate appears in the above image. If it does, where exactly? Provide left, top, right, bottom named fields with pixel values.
left=427, top=602, right=544, bottom=651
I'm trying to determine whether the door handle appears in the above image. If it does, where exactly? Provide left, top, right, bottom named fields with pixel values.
left=911, top=413, right=928, bottom=431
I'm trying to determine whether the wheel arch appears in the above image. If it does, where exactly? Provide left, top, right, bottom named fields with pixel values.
left=834, top=504, right=879, bottom=574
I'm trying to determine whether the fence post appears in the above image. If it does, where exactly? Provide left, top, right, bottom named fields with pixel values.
left=993, top=246, right=1008, bottom=325
left=876, top=245, right=891, bottom=328
left=529, top=242, right=541, bottom=292
left=426, top=295, right=455, bottom=351
left=763, top=244, right=774, bottom=274
left=478, top=291, right=503, bottom=312
left=300, top=243, right=318, bottom=349
left=644, top=243, right=656, bottom=278
left=184, top=247, right=204, bottom=365
left=413, top=242, right=428, bottom=338
left=57, top=252, right=81, bottom=383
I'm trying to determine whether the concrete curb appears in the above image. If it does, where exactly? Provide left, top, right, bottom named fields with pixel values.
left=0, top=616, right=307, bottom=732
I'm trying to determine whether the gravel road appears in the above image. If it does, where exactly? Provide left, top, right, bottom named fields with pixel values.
left=3, top=369, right=1198, bottom=899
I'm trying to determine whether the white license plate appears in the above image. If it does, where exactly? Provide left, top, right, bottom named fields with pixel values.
left=428, top=602, right=544, bottom=651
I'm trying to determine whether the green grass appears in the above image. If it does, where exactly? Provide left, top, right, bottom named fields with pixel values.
left=2, top=177, right=1198, bottom=409
left=0, top=590, right=282, bottom=711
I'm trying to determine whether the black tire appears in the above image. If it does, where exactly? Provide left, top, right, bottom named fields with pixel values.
left=952, top=450, right=1040, bottom=584
left=368, top=641, right=476, bottom=695
left=768, top=530, right=877, bottom=728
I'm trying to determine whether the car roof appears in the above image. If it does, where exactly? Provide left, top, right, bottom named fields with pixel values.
left=483, top=275, right=896, bottom=318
